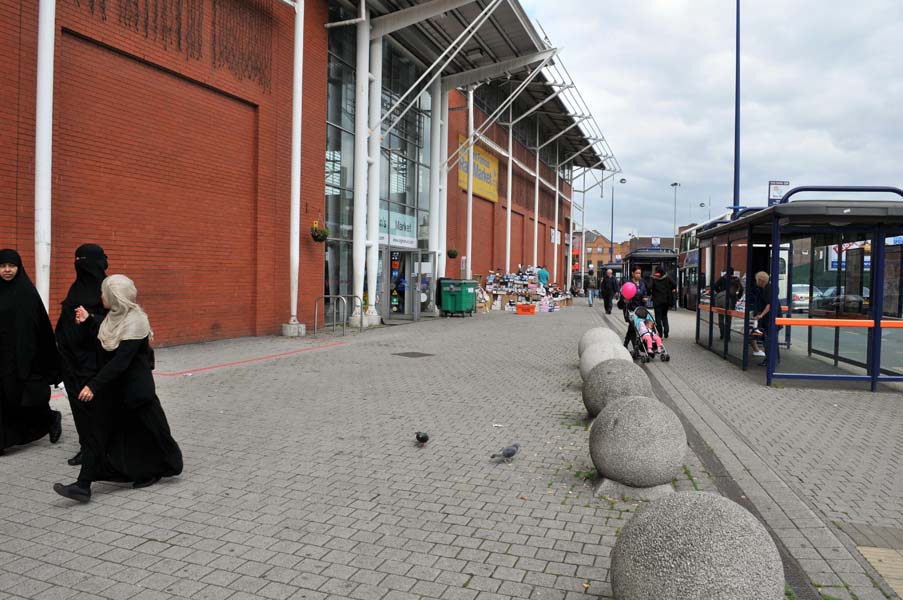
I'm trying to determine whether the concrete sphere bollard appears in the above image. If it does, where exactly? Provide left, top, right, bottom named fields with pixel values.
left=589, top=396, right=686, bottom=487
left=611, top=492, right=784, bottom=600
left=582, top=359, right=652, bottom=418
left=579, top=343, right=632, bottom=380
left=578, top=327, right=621, bottom=357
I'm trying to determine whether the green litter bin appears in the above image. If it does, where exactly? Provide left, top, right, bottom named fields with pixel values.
left=439, top=279, right=477, bottom=317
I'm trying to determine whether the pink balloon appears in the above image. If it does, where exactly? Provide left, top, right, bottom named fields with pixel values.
left=621, top=282, right=637, bottom=300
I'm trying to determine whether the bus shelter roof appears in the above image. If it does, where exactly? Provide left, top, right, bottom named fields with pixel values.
left=696, top=200, right=903, bottom=242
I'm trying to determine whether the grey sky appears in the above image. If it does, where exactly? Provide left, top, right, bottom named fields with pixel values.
left=521, top=0, right=903, bottom=241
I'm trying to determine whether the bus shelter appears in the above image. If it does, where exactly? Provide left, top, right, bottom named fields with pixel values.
left=695, top=187, right=903, bottom=391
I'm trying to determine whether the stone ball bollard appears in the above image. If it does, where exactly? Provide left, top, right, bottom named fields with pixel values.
left=578, top=327, right=621, bottom=357
left=579, top=343, right=632, bottom=380
left=582, top=359, right=652, bottom=418
left=611, top=492, right=784, bottom=600
left=589, top=396, right=686, bottom=487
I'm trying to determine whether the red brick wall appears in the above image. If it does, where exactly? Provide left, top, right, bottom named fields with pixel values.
left=0, top=0, right=328, bottom=346
left=445, top=90, right=573, bottom=283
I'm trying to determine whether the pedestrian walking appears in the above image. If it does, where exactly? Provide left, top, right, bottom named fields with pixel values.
left=584, top=268, right=597, bottom=307
left=54, top=274, right=182, bottom=503
left=601, top=269, right=619, bottom=314
left=55, top=244, right=108, bottom=466
left=0, top=249, right=62, bottom=455
left=649, top=266, right=676, bottom=338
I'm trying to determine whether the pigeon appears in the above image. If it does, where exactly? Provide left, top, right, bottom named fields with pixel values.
left=491, top=443, right=520, bottom=462
left=415, top=432, right=430, bottom=445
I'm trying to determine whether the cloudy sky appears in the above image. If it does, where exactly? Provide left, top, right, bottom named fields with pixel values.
left=521, top=0, right=903, bottom=241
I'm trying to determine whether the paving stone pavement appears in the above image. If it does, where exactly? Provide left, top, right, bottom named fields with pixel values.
left=0, top=305, right=720, bottom=600
left=599, top=305, right=903, bottom=600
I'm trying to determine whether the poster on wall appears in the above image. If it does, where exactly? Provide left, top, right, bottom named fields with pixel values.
left=457, top=136, right=499, bottom=203
left=379, top=209, right=417, bottom=249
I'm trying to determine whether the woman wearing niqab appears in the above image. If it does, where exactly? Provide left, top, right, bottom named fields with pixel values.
left=0, top=249, right=62, bottom=454
left=54, top=274, right=182, bottom=503
left=55, top=244, right=108, bottom=466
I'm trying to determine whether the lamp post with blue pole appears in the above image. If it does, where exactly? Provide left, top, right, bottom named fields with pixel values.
left=611, top=177, right=626, bottom=264
left=732, top=0, right=741, bottom=219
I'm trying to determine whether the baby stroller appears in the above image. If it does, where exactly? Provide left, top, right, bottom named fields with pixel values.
left=626, top=306, right=670, bottom=363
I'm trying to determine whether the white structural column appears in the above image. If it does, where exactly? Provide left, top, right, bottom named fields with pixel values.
left=505, top=105, right=513, bottom=273
left=553, top=143, right=559, bottom=283
left=428, top=78, right=442, bottom=276
left=351, top=14, right=370, bottom=316
left=581, top=171, right=587, bottom=280
left=365, top=35, right=382, bottom=323
left=284, top=0, right=306, bottom=335
left=438, top=93, right=449, bottom=277
left=532, top=122, right=540, bottom=268
left=465, top=86, right=475, bottom=280
left=34, top=0, right=57, bottom=310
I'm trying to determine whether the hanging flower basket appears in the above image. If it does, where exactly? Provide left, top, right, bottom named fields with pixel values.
left=310, top=226, right=330, bottom=243
left=447, top=248, right=459, bottom=259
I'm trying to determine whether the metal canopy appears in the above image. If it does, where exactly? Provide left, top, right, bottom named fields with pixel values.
left=361, top=0, right=607, bottom=169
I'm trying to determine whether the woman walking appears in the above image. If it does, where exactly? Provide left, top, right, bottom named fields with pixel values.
left=55, top=244, right=108, bottom=466
left=54, top=275, right=182, bottom=502
left=0, top=249, right=62, bottom=454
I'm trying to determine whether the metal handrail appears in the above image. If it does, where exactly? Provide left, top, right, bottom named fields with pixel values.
left=314, top=296, right=347, bottom=337
left=344, top=295, right=365, bottom=334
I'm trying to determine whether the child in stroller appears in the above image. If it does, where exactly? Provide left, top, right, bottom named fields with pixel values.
left=627, top=306, right=670, bottom=362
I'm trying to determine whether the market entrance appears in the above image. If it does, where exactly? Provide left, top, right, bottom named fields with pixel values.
left=379, top=249, right=436, bottom=322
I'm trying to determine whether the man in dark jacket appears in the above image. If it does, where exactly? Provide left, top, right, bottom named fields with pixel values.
left=600, top=269, right=619, bottom=314
left=649, top=266, right=676, bottom=338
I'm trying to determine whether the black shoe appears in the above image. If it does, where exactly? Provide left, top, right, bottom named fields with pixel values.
left=53, top=482, right=91, bottom=503
left=133, top=476, right=161, bottom=489
left=49, top=411, right=62, bottom=444
left=664, top=333, right=669, bottom=338
left=68, top=450, right=83, bottom=466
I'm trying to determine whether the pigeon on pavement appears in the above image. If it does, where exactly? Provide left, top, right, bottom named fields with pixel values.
left=491, top=443, right=520, bottom=462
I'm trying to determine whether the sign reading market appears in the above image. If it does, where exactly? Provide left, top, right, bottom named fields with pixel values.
left=457, top=136, right=500, bottom=203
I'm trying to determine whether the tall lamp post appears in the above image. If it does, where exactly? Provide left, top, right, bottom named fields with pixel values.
left=670, top=182, right=680, bottom=251
left=611, top=177, right=626, bottom=263
left=732, top=0, right=741, bottom=219
left=700, top=201, right=710, bottom=222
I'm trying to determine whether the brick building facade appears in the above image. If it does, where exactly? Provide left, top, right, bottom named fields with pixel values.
left=1, top=0, right=328, bottom=345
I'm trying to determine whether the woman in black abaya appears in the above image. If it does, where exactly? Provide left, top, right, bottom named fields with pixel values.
left=0, top=249, right=62, bottom=454
left=55, top=244, right=108, bottom=466
left=54, top=274, right=182, bottom=503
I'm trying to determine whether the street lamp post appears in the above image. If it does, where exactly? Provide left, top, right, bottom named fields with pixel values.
left=732, top=0, right=741, bottom=219
left=611, top=177, right=626, bottom=263
left=670, top=182, right=680, bottom=251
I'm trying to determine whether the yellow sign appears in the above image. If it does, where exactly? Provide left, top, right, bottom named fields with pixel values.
left=457, top=136, right=499, bottom=203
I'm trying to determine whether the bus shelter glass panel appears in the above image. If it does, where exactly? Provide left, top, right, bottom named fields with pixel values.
left=881, top=231, right=903, bottom=375
left=697, top=243, right=712, bottom=348
left=775, top=232, right=872, bottom=378
left=712, top=234, right=731, bottom=356
left=726, top=236, right=749, bottom=364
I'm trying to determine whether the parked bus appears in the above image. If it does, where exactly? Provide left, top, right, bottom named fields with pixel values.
left=624, top=248, right=678, bottom=307
left=678, top=212, right=731, bottom=310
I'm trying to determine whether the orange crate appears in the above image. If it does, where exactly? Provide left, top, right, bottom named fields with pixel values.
left=516, top=303, right=536, bottom=315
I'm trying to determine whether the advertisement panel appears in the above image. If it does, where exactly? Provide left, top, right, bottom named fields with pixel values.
left=457, top=136, right=499, bottom=203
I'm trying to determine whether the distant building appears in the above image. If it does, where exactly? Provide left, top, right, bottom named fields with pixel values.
left=572, top=230, right=630, bottom=272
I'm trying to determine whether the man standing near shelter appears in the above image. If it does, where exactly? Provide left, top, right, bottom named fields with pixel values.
left=601, top=269, right=619, bottom=314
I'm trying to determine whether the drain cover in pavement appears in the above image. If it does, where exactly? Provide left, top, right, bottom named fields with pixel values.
left=393, top=352, right=434, bottom=358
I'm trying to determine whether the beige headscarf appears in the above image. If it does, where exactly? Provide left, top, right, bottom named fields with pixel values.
left=97, top=275, right=152, bottom=351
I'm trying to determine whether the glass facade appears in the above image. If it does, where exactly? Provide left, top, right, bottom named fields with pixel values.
left=324, top=7, right=433, bottom=320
